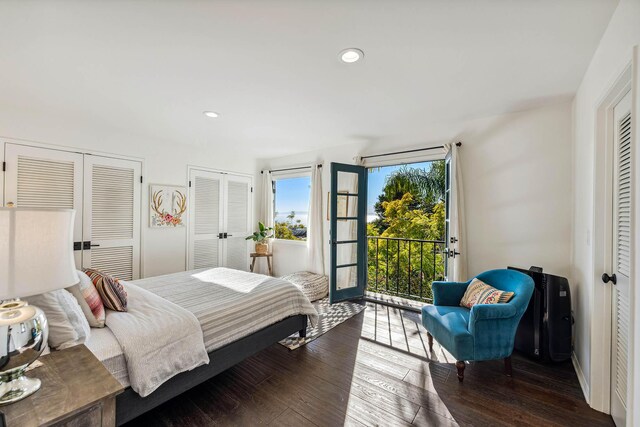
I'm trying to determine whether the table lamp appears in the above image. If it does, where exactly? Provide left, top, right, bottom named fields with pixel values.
left=0, top=207, right=78, bottom=404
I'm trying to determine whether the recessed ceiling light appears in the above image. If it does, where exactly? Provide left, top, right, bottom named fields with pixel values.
left=203, top=111, right=220, bottom=118
left=340, top=48, right=364, bottom=63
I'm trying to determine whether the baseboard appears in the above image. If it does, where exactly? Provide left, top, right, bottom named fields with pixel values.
left=572, top=351, right=590, bottom=405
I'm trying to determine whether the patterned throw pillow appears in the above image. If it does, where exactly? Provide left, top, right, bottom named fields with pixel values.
left=83, top=268, right=128, bottom=312
left=460, top=278, right=514, bottom=309
left=67, top=270, right=106, bottom=327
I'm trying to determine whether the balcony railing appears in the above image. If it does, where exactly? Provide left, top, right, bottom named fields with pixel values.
left=367, top=236, right=446, bottom=303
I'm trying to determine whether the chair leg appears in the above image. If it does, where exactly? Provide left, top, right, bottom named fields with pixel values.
left=455, top=361, right=465, bottom=382
left=504, top=356, right=513, bottom=377
left=427, top=332, right=433, bottom=352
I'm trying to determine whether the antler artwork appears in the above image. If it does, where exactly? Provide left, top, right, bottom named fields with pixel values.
left=152, top=190, right=186, bottom=226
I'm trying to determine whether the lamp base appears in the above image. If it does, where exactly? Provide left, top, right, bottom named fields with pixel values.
left=0, top=374, right=41, bottom=404
left=0, top=299, right=48, bottom=405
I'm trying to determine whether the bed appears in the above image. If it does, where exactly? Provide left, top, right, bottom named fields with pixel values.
left=84, top=267, right=318, bottom=426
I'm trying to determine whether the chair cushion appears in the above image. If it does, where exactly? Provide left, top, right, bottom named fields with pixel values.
left=460, top=278, right=514, bottom=308
left=421, top=305, right=474, bottom=361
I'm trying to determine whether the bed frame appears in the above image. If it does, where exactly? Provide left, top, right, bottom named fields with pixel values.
left=115, top=314, right=308, bottom=425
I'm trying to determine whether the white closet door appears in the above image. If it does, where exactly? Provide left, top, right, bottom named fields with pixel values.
left=188, top=169, right=224, bottom=269
left=223, top=175, right=252, bottom=271
left=82, top=155, right=141, bottom=281
left=610, top=91, right=632, bottom=427
left=4, top=144, right=84, bottom=267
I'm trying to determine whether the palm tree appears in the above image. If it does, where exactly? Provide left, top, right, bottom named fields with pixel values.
left=382, top=161, right=445, bottom=205
left=371, top=161, right=445, bottom=233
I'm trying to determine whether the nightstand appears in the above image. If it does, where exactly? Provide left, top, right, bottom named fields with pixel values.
left=1, top=344, right=124, bottom=427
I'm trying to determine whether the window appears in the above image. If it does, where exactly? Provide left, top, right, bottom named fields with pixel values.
left=273, top=174, right=311, bottom=241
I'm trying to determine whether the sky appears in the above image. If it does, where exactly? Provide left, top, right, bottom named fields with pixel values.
left=274, top=176, right=311, bottom=215
left=274, top=160, right=435, bottom=222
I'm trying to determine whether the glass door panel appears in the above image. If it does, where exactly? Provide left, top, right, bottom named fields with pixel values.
left=330, top=163, right=367, bottom=303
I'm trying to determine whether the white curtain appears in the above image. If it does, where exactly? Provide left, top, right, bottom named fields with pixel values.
left=306, top=164, right=325, bottom=274
left=255, top=170, right=274, bottom=275
left=444, top=143, right=468, bottom=282
left=259, top=170, right=274, bottom=228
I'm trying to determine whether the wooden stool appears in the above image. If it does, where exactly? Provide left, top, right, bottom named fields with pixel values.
left=250, top=252, right=273, bottom=276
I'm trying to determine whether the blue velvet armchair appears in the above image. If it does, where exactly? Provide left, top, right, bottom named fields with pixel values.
left=421, top=269, right=534, bottom=382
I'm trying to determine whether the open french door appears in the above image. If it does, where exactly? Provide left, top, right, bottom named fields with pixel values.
left=444, top=150, right=452, bottom=280
left=329, top=162, right=367, bottom=303
left=444, top=144, right=464, bottom=282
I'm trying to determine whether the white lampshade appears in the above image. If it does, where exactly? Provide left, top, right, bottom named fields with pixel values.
left=0, top=207, right=79, bottom=300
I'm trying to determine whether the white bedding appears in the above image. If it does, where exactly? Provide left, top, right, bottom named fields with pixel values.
left=86, top=267, right=318, bottom=396
left=105, top=282, right=209, bottom=397
left=84, top=327, right=130, bottom=387
left=132, top=267, right=319, bottom=352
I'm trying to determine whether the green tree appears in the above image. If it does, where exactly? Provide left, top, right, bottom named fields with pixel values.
left=275, top=222, right=297, bottom=240
left=275, top=210, right=306, bottom=240
left=371, top=161, right=445, bottom=233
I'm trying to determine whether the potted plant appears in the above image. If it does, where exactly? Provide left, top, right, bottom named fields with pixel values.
left=246, top=221, right=274, bottom=254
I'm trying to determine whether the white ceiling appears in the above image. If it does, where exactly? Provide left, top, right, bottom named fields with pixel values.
left=0, top=1, right=618, bottom=157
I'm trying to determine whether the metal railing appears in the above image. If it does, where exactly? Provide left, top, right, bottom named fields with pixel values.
left=367, top=236, right=446, bottom=303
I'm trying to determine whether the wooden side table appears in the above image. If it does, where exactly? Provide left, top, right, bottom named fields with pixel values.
left=1, top=344, right=124, bottom=427
left=250, top=252, right=273, bottom=276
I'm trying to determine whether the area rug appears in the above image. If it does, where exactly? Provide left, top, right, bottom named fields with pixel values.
left=279, top=297, right=367, bottom=350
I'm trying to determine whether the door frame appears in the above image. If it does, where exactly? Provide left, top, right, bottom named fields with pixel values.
left=590, top=60, right=635, bottom=420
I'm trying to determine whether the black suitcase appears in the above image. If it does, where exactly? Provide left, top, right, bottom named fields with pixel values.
left=508, top=266, right=572, bottom=362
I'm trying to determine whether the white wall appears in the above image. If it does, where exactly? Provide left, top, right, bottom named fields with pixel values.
left=0, top=107, right=257, bottom=278
left=258, top=102, right=573, bottom=281
left=570, top=0, right=640, bottom=419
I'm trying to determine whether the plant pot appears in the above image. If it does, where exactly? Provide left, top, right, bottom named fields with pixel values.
left=255, top=242, right=269, bottom=254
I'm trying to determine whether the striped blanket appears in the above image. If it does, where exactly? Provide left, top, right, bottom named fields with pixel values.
left=132, top=268, right=319, bottom=352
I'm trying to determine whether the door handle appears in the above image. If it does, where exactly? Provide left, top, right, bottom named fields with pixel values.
left=602, top=273, right=617, bottom=285
left=82, top=242, right=101, bottom=250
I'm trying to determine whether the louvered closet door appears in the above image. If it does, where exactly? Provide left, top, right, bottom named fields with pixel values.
left=4, top=144, right=84, bottom=267
left=82, top=155, right=141, bottom=281
left=223, top=175, right=252, bottom=271
left=610, top=91, right=632, bottom=427
left=188, top=169, right=224, bottom=269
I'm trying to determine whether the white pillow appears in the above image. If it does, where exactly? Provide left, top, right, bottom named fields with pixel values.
left=26, top=289, right=91, bottom=350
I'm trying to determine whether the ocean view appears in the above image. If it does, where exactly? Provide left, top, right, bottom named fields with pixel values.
left=275, top=212, right=379, bottom=225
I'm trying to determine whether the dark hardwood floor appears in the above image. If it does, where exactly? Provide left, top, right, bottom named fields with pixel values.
left=125, top=302, right=613, bottom=426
